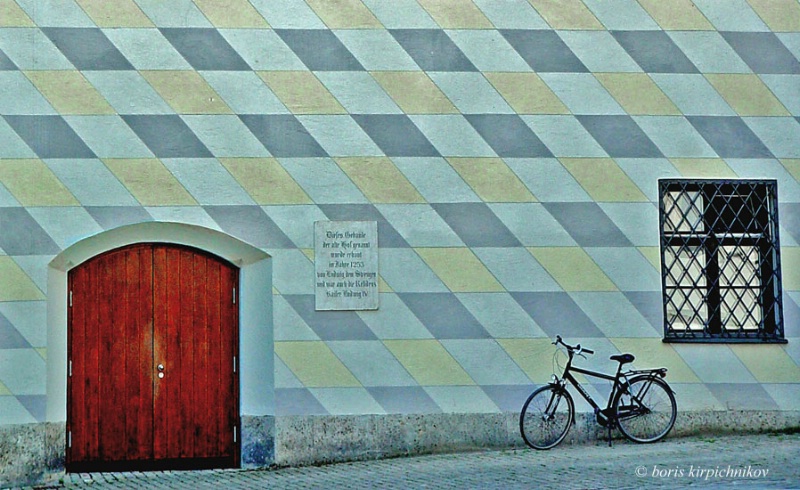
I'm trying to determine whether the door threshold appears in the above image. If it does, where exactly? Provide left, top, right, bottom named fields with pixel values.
left=67, top=457, right=237, bottom=474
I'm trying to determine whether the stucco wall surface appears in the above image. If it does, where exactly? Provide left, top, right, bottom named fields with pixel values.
left=1, top=0, right=799, bottom=484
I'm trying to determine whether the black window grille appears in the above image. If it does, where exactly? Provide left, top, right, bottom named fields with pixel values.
left=658, top=179, right=785, bottom=343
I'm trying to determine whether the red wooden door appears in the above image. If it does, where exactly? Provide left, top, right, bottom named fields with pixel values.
left=67, top=243, right=239, bottom=472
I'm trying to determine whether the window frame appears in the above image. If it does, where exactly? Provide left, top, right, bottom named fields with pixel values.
left=658, top=179, right=786, bottom=344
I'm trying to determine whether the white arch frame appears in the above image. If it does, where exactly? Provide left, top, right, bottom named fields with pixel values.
left=46, top=222, right=274, bottom=422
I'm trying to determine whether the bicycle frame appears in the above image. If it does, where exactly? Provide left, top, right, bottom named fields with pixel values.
left=559, top=352, right=625, bottom=415
left=520, top=336, right=677, bottom=450
left=556, top=346, right=669, bottom=423
left=563, top=366, right=618, bottom=414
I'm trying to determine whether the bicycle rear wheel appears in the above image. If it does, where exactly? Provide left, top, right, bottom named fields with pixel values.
left=519, top=385, right=574, bottom=450
left=614, top=376, right=677, bottom=443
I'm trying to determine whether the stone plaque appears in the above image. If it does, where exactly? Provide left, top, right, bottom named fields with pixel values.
left=315, top=221, right=379, bottom=310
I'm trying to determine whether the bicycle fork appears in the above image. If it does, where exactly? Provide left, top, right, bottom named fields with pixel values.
left=543, top=387, right=563, bottom=421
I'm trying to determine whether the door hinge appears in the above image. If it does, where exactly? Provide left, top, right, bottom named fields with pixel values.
left=68, top=360, right=72, bottom=377
left=233, top=287, right=236, bottom=305
left=233, top=356, right=237, bottom=374
left=68, top=431, right=72, bottom=448
left=233, top=426, right=237, bottom=443
left=69, top=291, right=73, bottom=307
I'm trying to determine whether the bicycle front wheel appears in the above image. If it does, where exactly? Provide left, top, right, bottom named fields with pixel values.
left=519, top=385, right=574, bottom=450
left=614, top=376, right=677, bottom=443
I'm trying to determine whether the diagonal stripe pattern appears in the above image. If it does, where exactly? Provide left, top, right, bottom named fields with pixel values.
left=0, top=0, right=798, bottom=424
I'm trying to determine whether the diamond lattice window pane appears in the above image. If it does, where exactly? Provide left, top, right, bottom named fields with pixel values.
left=721, top=287, right=761, bottom=331
left=664, top=246, right=706, bottom=288
left=666, top=288, right=707, bottom=331
left=659, top=179, right=783, bottom=342
left=664, top=190, right=703, bottom=233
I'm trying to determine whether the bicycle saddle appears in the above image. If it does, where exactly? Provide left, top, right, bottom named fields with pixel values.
left=610, top=353, right=635, bottom=365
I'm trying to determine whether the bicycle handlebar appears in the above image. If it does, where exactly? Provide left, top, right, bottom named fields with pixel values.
left=553, top=335, right=594, bottom=355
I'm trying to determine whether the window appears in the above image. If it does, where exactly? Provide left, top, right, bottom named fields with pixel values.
left=658, top=180, right=785, bottom=343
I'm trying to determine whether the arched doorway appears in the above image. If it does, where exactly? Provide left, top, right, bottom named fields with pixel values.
left=66, top=243, right=240, bottom=471
left=47, top=222, right=275, bottom=471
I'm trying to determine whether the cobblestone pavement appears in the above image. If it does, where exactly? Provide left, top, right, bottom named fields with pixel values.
left=27, top=433, right=800, bottom=489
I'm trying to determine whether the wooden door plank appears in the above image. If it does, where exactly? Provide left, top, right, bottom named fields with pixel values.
left=193, top=253, right=210, bottom=458
left=221, top=264, right=238, bottom=461
left=206, top=261, right=224, bottom=457
left=178, top=248, right=195, bottom=459
left=152, top=245, right=169, bottom=461
left=85, top=255, right=101, bottom=462
left=97, top=255, right=111, bottom=461
left=107, top=251, right=127, bottom=462
left=123, top=245, right=154, bottom=461
left=140, top=246, right=155, bottom=460
left=208, top=261, right=238, bottom=460
left=165, top=246, right=184, bottom=460
left=141, top=246, right=156, bottom=460
left=123, top=250, right=138, bottom=459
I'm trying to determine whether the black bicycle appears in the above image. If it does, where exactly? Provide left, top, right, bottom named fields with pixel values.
left=520, top=336, right=677, bottom=450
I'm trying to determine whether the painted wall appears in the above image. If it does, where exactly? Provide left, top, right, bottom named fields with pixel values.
left=1, top=0, right=800, bottom=481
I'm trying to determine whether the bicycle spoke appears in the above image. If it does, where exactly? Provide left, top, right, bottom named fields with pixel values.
left=520, top=385, right=573, bottom=450
left=615, top=377, right=677, bottom=443
left=522, top=337, right=678, bottom=449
